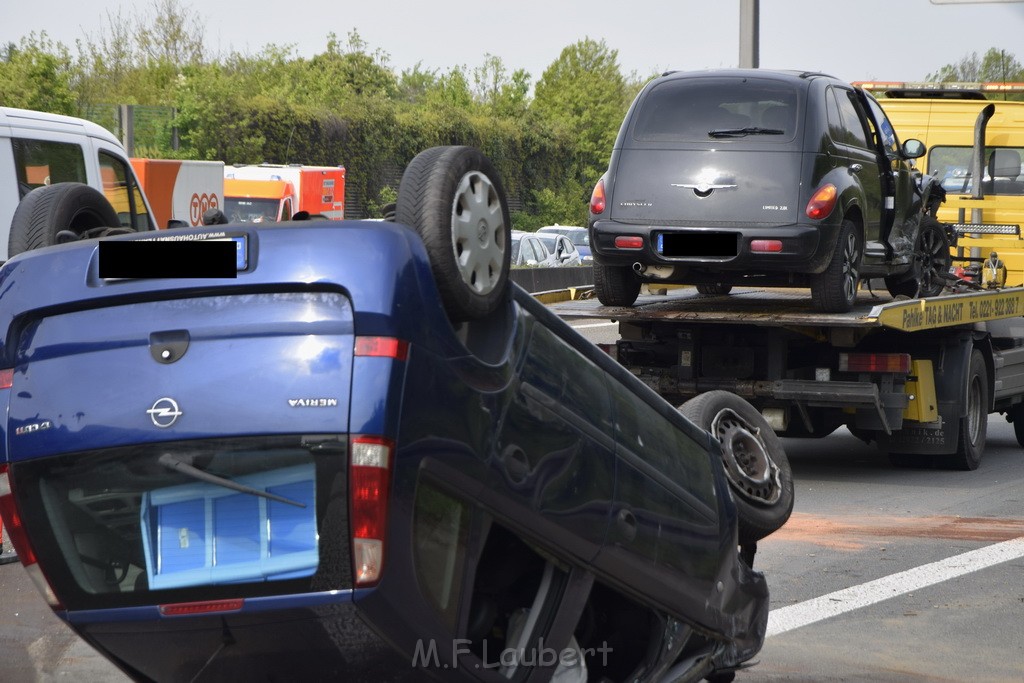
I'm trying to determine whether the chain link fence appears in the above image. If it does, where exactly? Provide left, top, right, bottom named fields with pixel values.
left=81, top=104, right=179, bottom=157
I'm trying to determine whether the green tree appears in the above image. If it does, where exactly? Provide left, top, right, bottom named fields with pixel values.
left=472, top=54, right=530, bottom=117
left=298, top=31, right=397, bottom=108
left=0, top=33, right=77, bottom=113
left=532, top=38, right=630, bottom=181
left=927, top=48, right=1024, bottom=83
left=76, top=0, right=207, bottom=107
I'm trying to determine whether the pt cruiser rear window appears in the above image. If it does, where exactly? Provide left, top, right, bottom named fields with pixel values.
left=632, top=78, right=799, bottom=142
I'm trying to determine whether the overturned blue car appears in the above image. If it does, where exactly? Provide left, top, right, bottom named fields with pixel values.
left=0, top=147, right=791, bottom=682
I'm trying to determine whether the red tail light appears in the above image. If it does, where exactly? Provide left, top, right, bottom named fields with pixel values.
left=590, top=178, right=607, bottom=215
left=350, top=436, right=394, bottom=587
left=160, top=599, right=244, bottom=616
left=354, top=337, right=409, bottom=361
left=805, top=184, right=838, bottom=220
left=838, top=352, right=912, bottom=374
left=750, top=239, right=784, bottom=253
left=614, top=236, right=644, bottom=249
left=0, top=465, right=60, bottom=607
left=0, top=368, right=12, bottom=390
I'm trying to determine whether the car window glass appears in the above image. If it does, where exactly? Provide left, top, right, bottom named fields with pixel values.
left=632, top=77, right=798, bottom=142
left=99, top=151, right=150, bottom=230
left=825, top=87, right=846, bottom=146
left=525, top=238, right=540, bottom=262
left=11, top=138, right=88, bottom=197
left=864, top=95, right=899, bottom=155
left=833, top=88, right=871, bottom=149
left=511, top=238, right=522, bottom=263
left=931, top=145, right=1024, bottom=194
left=610, top=388, right=716, bottom=509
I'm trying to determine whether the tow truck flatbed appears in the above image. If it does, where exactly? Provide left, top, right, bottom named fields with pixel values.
left=553, top=285, right=1024, bottom=333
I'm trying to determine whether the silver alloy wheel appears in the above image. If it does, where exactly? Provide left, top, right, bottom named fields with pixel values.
left=450, top=171, right=507, bottom=296
left=842, top=231, right=861, bottom=302
left=711, top=408, right=782, bottom=505
left=919, top=225, right=948, bottom=296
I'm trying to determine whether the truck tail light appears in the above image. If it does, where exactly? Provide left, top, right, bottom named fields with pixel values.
left=805, top=184, right=838, bottom=220
left=0, top=465, right=61, bottom=608
left=350, top=436, right=394, bottom=587
left=590, top=178, right=607, bottom=215
left=838, top=352, right=912, bottom=374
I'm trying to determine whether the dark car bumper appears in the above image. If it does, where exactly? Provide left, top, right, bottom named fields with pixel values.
left=590, top=220, right=840, bottom=279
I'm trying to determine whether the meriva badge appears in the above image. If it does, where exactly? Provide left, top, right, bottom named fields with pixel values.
left=147, top=397, right=183, bottom=428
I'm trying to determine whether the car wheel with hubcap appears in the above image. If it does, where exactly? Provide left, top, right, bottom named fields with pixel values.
left=396, top=146, right=512, bottom=323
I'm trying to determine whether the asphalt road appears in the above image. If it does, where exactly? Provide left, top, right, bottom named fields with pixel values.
left=0, top=319, right=1021, bottom=682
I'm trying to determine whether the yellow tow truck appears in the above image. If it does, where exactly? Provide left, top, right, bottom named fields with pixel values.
left=556, top=284, right=1024, bottom=470
left=856, top=81, right=1024, bottom=285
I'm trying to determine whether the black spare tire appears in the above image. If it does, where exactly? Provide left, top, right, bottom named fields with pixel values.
left=396, top=146, right=511, bottom=322
left=9, top=183, right=122, bottom=257
left=679, top=391, right=794, bottom=544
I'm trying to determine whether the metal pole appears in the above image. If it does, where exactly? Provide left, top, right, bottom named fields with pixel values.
left=739, top=0, right=760, bottom=68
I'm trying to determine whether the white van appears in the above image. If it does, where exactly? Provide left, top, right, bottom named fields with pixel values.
left=0, top=107, right=156, bottom=261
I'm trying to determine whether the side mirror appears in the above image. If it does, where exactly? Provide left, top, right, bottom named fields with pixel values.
left=902, top=139, right=926, bottom=159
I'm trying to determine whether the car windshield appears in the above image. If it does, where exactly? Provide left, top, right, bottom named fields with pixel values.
left=633, top=77, right=799, bottom=142
left=224, top=197, right=279, bottom=223
left=569, top=230, right=589, bottom=247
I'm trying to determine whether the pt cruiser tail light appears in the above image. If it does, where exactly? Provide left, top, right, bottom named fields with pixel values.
left=590, top=178, right=607, bottom=215
left=805, top=184, right=838, bottom=220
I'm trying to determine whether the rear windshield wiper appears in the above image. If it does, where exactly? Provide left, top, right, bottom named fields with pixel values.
left=158, top=453, right=307, bottom=508
left=708, top=127, right=785, bottom=138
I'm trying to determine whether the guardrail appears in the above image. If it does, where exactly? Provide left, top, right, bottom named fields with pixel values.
left=511, top=266, right=593, bottom=294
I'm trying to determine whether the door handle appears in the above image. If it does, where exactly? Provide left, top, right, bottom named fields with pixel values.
left=616, top=508, right=637, bottom=542
left=850, top=163, right=863, bottom=173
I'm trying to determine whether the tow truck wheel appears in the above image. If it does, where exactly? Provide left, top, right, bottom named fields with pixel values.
left=9, top=182, right=121, bottom=257
left=948, top=349, right=988, bottom=470
left=594, top=262, right=641, bottom=306
left=396, top=146, right=511, bottom=323
left=679, top=391, right=794, bottom=544
left=811, top=219, right=862, bottom=313
left=1012, top=405, right=1024, bottom=448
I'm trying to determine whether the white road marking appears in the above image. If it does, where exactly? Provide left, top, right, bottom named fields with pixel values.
left=766, top=536, right=1024, bottom=637
left=570, top=322, right=617, bottom=329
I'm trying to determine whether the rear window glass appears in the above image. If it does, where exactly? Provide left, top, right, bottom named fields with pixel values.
left=10, top=435, right=350, bottom=611
left=632, top=78, right=799, bottom=142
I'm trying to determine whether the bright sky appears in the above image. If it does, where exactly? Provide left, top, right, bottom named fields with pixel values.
left=3, top=0, right=1024, bottom=86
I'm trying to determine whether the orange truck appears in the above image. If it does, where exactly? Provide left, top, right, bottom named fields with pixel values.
left=129, top=158, right=225, bottom=229
left=223, top=164, right=346, bottom=223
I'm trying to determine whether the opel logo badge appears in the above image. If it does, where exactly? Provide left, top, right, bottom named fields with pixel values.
left=147, top=397, right=183, bottom=428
